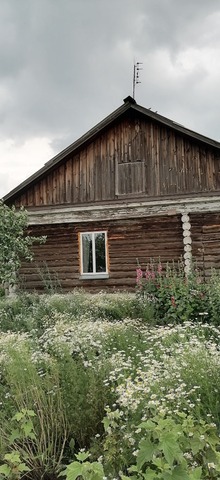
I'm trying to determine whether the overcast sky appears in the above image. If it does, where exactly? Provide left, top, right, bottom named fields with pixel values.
left=1, top=0, right=220, bottom=198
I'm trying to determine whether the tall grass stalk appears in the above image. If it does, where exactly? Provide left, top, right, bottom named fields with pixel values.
left=1, top=348, right=68, bottom=478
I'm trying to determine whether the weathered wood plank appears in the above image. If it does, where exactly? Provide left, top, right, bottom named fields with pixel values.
left=12, top=114, right=220, bottom=208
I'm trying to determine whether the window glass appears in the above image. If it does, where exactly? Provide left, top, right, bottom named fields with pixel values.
left=95, top=232, right=106, bottom=272
left=82, top=233, right=93, bottom=273
left=81, top=231, right=107, bottom=275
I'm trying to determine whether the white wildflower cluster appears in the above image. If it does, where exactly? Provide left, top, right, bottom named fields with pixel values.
left=0, top=331, right=30, bottom=364
left=104, top=322, right=220, bottom=427
left=37, top=317, right=136, bottom=366
left=31, top=349, right=53, bottom=365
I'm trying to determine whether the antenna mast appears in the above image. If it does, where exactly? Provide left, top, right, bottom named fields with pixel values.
left=133, top=61, right=143, bottom=100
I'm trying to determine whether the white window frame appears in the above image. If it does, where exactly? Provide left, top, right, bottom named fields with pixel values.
left=79, top=231, right=109, bottom=279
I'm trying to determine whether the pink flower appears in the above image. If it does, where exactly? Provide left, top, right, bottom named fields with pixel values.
left=157, top=263, right=162, bottom=274
left=145, top=269, right=156, bottom=281
left=136, top=268, right=143, bottom=284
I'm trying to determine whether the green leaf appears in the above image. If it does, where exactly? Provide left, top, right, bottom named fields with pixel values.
left=189, top=437, right=202, bottom=456
left=213, top=451, right=220, bottom=472
left=139, top=420, right=156, bottom=431
left=9, top=428, right=21, bottom=444
left=128, top=465, right=138, bottom=472
left=18, top=463, right=30, bottom=473
left=26, top=409, right=36, bottom=417
left=137, top=438, right=155, bottom=470
left=23, top=420, right=34, bottom=437
left=190, top=435, right=206, bottom=455
left=163, top=465, right=189, bottom=480
left=60, top=462, right=83, bottom=480
left=188, top=467, right=202, bottom=480
left=152, top=457, right=169, bottom=470
left=159, top=433, right=183, bottom=466
left=12, top=412, right=23, bottom=422
left=69, top=438, right=75, bottom=452
left=82, top=461, right=104, bottom=480
left=0, top=465, right=10, bottom=476
left=142, top=468, right=159, bottom=479
left=75, top=451, right=90, bottom=462
left=4, top=452, right=21, bottom=464
left=102, top=417, right=111, bottom=432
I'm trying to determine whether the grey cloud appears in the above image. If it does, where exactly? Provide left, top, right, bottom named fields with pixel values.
left=0, top=0, right=220, bottom=152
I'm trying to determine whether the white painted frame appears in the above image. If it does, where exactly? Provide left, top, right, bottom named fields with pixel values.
left=80, top=231, right=109, bottom=279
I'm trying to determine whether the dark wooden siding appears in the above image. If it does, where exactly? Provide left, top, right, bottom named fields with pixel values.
left=20, top=215, right=183, bottom=292
left=13, top=115, right=220, bottom=208
left=191, top=212, right=220, bottom=276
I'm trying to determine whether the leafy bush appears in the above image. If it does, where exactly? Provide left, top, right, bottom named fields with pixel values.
left=0, top=200, right=46, bottom=288
left=136, top=260, right=210, bottom=324
left=60, top=450, right=104, bottom=480
left=121, top=413, right=220, bottom=479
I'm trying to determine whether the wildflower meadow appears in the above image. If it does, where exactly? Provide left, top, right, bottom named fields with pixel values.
left=0, top=266, right=220, bottom=479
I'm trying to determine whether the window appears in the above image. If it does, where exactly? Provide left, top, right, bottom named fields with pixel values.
left=115, top=161, right=145, bottom=195
left=80, top=231, right=109, bottom=279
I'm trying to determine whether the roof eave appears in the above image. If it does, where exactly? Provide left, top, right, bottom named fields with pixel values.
left=133, top=104, right=220, bottom=150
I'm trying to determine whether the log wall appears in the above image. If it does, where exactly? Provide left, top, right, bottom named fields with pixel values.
left=191, top=212, right=220, bottom=276
left=20, top=215, right=183, bottom=292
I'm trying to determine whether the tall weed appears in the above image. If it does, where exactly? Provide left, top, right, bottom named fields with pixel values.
left=0, top=346, right=68, bottom=479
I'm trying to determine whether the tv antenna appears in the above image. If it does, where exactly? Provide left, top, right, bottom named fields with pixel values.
left=133, top=61, right=143, bottom=100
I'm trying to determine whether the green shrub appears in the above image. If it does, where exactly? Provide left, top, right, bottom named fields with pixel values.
left=0, top=200, right=46, bottom=288
left=60, top=450, right=104, bottom=480
left=120, top=412, right=220, bottom=479
left=136, top=260, right=208, bottom=324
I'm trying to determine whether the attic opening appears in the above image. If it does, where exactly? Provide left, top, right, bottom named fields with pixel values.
left=115, top=161, right=145, bottom=195
left=115, top=114, right=146, bottom=196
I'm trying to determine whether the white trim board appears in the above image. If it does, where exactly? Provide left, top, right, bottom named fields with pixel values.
left=27, top=195, right=220, bottom=225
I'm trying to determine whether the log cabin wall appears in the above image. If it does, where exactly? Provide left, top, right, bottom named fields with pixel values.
left=20, top=215, right=183, bottom=292
left=191, top=212, right=220, bottom=276
left=13, top=114, right=220, bottom=208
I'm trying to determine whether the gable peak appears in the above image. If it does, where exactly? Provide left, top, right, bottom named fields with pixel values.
left=123, top=95, right=136, bottom=105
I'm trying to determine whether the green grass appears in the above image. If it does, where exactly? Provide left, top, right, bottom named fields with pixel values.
left=0, top=291, right=220, bottom=479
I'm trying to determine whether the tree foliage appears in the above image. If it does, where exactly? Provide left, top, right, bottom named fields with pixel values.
left=0, top=200, right=46, bottom=287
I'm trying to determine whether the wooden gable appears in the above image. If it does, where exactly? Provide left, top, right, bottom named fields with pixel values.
left=4, top=97, right=220, bottom=208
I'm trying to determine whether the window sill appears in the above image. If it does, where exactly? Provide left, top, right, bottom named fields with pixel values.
left=79, top=273, right=109, bottom=280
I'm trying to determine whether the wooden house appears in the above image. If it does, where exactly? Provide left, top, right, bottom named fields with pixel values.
left=4, top=95, right=220, bottom=291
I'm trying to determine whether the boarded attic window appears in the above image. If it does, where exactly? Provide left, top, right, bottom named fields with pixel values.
left=115, top=161, right=145, bottom=195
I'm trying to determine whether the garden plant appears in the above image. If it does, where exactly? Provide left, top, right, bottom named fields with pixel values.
left=0, top=266, right=220, bottom=478
left=0, top=200, right=45, bottom=290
